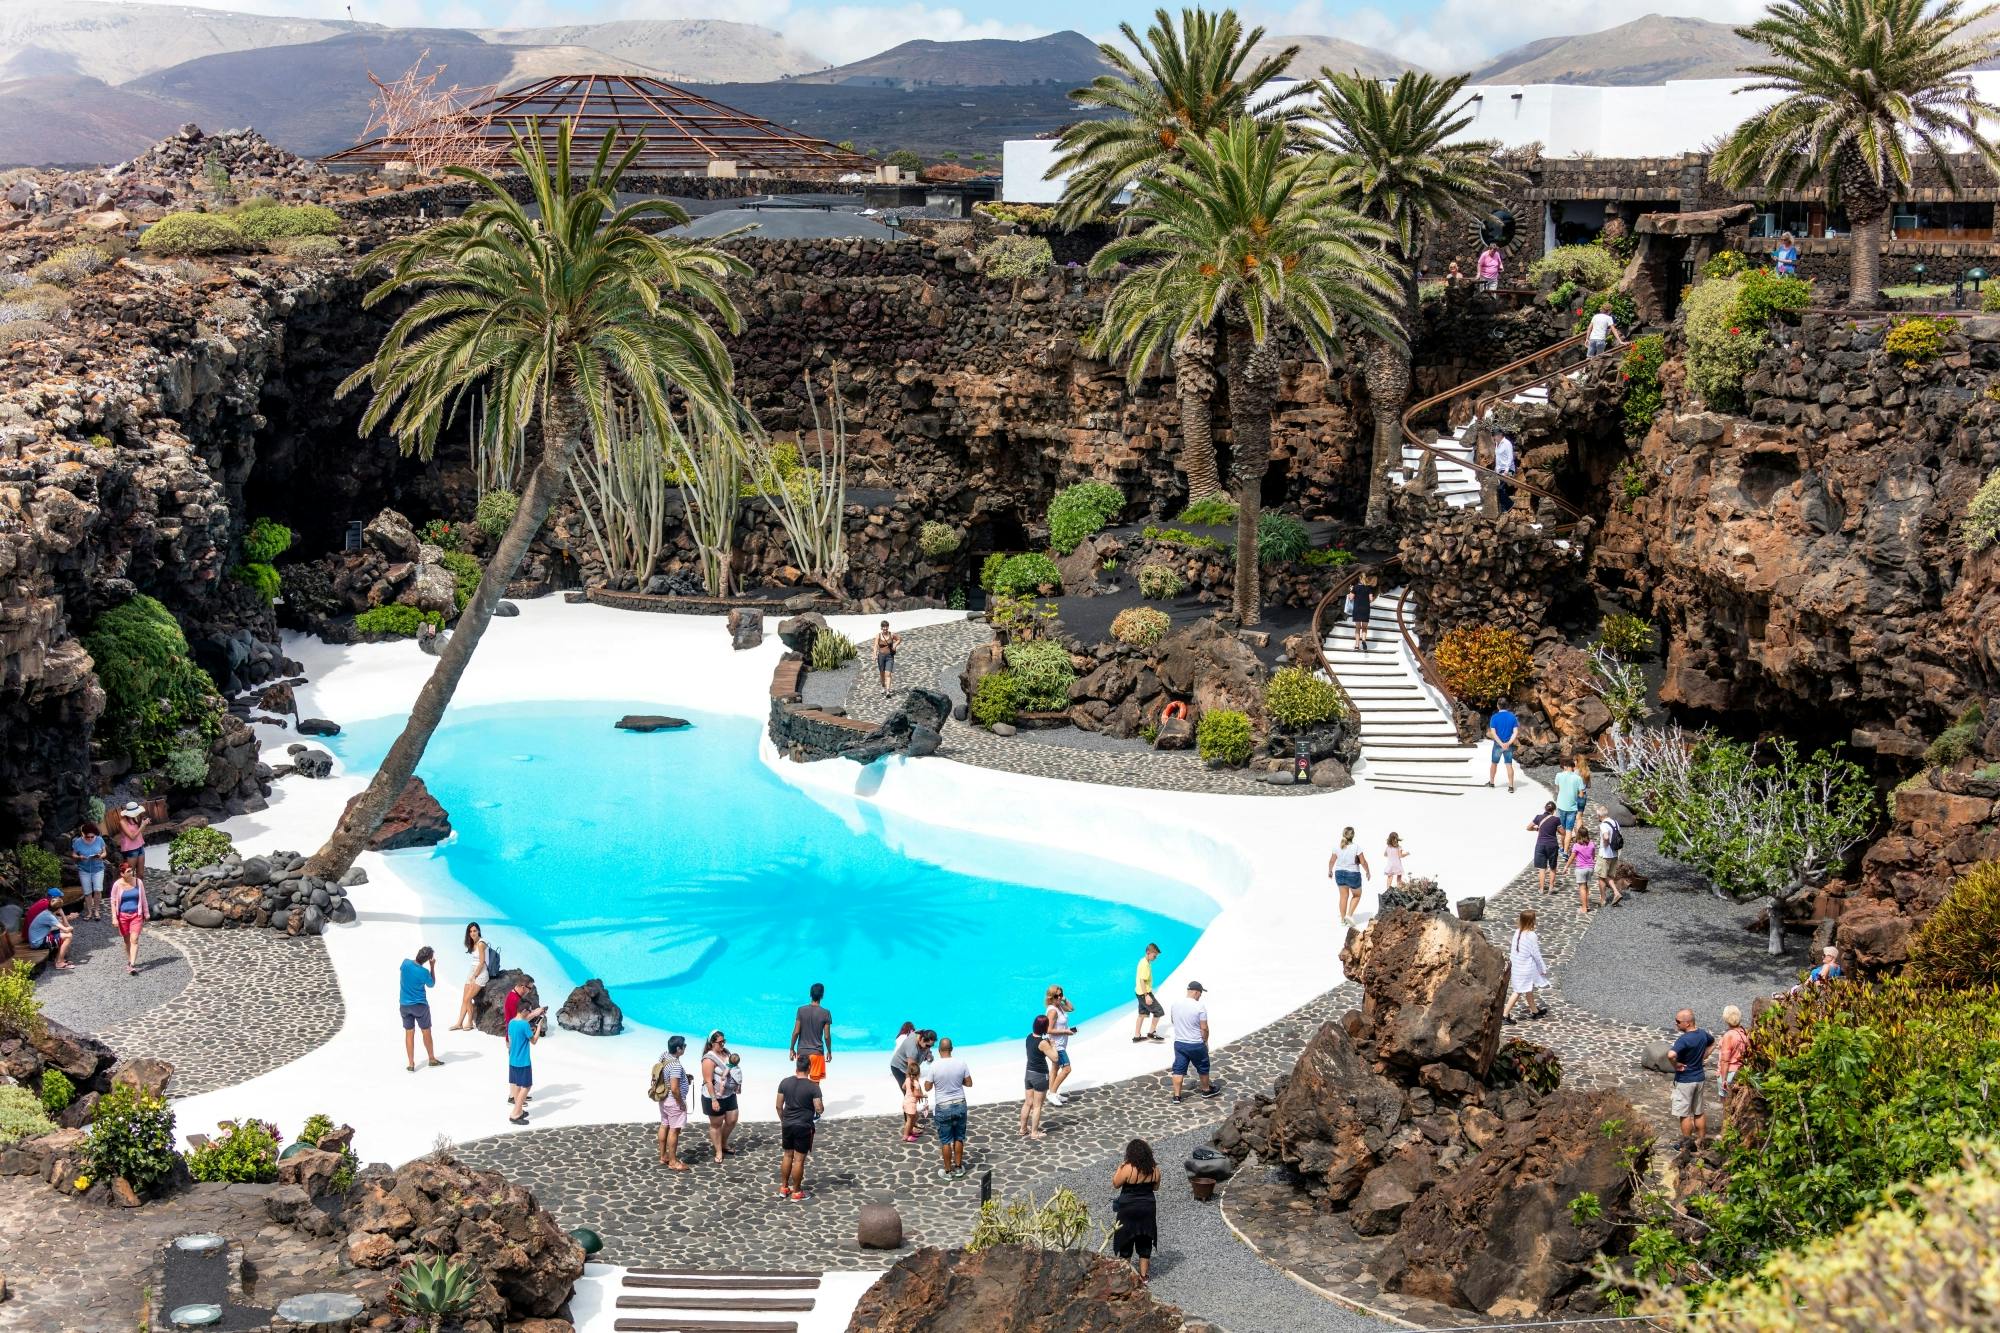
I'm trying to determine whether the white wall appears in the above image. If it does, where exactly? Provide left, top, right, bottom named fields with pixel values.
left=1004, top=72, right=2000, bottom=201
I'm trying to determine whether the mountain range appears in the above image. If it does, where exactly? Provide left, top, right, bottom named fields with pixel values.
left=0, top=4, right=1784, bottom=168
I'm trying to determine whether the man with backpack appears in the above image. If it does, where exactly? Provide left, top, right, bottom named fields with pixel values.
left=1594, top=804, right=1625, bottom=905
left=651, top=1034, right=692, bottom=1171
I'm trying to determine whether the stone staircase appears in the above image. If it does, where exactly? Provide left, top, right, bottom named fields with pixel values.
left=1322, top=588, right=1482, bottom=797
left=608, top=1268, right=825, bottom=1332
left=1396, top=382, right=1553, bottom=510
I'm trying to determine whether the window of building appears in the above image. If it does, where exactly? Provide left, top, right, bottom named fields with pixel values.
left=1890, top=202, right=1994, bottom=241
left=1751, top=202, right=1849, bottom=239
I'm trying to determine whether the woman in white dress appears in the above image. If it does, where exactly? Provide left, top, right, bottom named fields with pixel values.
left=1504, top=908, right=1550, bottom=1023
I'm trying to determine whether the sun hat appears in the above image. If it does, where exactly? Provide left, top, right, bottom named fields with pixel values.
left=122, top=801, right=143, bottom=816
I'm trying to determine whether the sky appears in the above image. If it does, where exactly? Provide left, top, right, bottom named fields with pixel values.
left=109, top=0, right=1775, bottom=68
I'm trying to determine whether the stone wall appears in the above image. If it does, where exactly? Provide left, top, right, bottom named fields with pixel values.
left=1592, top=314, right=2000, bottom=737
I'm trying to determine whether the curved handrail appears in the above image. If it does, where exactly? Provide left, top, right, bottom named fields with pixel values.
left=1469, top=338, right=1631, bottom=423
left=1306, top=559, right=1391, bottom=722
left=1398, top=334, right=1590, bottom=524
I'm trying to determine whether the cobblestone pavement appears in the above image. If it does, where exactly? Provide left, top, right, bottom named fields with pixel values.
left=95, top=923, right=343, bottom=1099
left=34, top=916, right=192, bottom=1036
left=849, top=618, right=1313, bottom=797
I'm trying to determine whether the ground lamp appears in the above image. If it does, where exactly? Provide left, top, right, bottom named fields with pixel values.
left=570, top=1227, right=603, bottom=1257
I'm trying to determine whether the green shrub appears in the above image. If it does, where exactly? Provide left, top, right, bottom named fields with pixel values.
left=1110, top=606, right=1171, bottom=647
left=810, top=628, right=858, bottom=670
left=31, top=243, right=111, bottom=285
left=187, top=1116, right=282, bottom=1183
left=1573, top=287, right=1637, bottom=336
left=1683, top=277, right=1766, bottom=410
left=232, top=561, right=280, bottom=603
left=1597, top=610, right=1654, bottom=658
left=1196, top=709, right=1253, bottom=765
left=475, top=490, right=518, bottom=541
left=233, top=203, right=339, bottom=243
left=1265, top=666, right=1344, bottom=729
left=970, top=671, right=1021, bottom=727
left=1047, top=481, right=1124, bottom=554
left=163, top=746, right=209, bottom=789
left=1546, top=278, right=1580, bottom=311
left=1967, top=467, right=2000, bottom=552
left=978, top=552, right=1009, bottom=592
left=1884, top=315, right=1951, bottom=367
left=1176, top=496, right=1237, bottom=526
left=138, top=212, right=247, bottom=256
left=0, top=961, right=43, bottom=1039
left=1734, top=267, right=1813, bottom=326
left=438, top=550, right=481, bottom=612
left=354, top=605, right=443, bottom=637
left=0, top=1086, right=55, bottom=1148
left=1909, top=862, right=2000, bottom=989
left=1618, top=333, right=1668, bottom=439
left=976, top=234, right=1054, bottom=280
left=918, top=521, right=960, bottom=558
left=1004, top=640, right=1075, bottom=711
left=1984, top=284, right=2000, bottom=314
left=396, top=1254, right=478, bottom=1325
left=272, top=234, right=342, bottom=261
left=1141, top=525, right=1225, bottom=551
left=986, top=594, right=1061, bottom=637
left=1299, top=547, right=1355, bottom=569
left=1255, top=511, right=1310, bottom=565
left=990, top=552, right=1063, bottom=597
left=1433, top=625, right=1532, bottom=707
left=38, top=1069, right=73, bottom=1116
left=84, top=1083, right=178, bottom=1194
left=299, top=1112, right=335, bottom=1147
left=968, top=1188, right=1095, bottom=1252
left=168, top=825, right=232, bottom=872
left=1925, top=702, right=1985, bottom=767
left=418, top=518, right=463, bottom=551
left=15, top=844, right=60, bottom=893
left=242, top=517, right=293, bottom=564
left=81, top=596, right=222, bottom=771
left=1700, top=250, right=1751, bottom=280
left=1527, top=244, right=1624, bottom=291
left=1137, top=563, right=1186, bottom=600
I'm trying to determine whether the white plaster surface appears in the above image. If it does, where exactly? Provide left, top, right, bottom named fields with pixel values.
left=171, top=598, right=1543, bottom=1164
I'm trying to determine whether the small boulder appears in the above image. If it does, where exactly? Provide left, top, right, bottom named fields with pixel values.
left=1640, top=1041, right=1678, bottom=1074
left=776, top=611, right=829, bottom=653
left=556, top=979, right=623, bottom=1036
left=296, top=718, right=341, bottom=737
left=727, top=607, right=763, bottom=650
left=183, top=905, right=224, bottom=928
left=857, top=1202, right=905, bottom=1250
left=362, top=509, right=420, bottom=563
left=616, top=715, right=689, bottom=733
left=1153, top=716, right=1193, bottom=750
left=340, top=777, right=451, bottom=851
left=110, top=1057, right=174, bottom=1099
left=473, top=970, right=538, bottom=1036
left=265, top=1183, right=313, bottom=1224
left=1456, top=897, right=1486, bottom=922
left=493, top=600, right=521, bottom=617
left=907, top=725, right=942, bottom=758
left=293, top=750, right=333, bottom=779
left=277, top=1146, right=348, bottom=1198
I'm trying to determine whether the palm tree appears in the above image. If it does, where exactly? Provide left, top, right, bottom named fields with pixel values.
left=1314, top=70, right=1520, bottom=526
left=1091, top=117, right=1403, bottom=626
left=1052, top=6, right=1302, bottom=502
left=305, top=123, right=746, bottom=879
left=1714, top=0, right=2000, bottom=308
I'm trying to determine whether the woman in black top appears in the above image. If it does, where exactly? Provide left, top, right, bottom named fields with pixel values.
left=1350, top=575, right=1374, bottom=652
left=1111, top=1138, right=1161, bottom=1278
left=1020, top=1014, right=1054, bottom=1140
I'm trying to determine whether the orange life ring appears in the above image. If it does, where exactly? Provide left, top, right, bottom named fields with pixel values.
left=1161, top=701, right=1188, bottom=722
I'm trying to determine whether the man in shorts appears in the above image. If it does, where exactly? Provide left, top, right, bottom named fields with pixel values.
left=926, top=1037, right=973, bottom=1179
left=1486, top=700, right=1519, bottom=792
left=655, top=1034, right=691, bottom=1171
left=1669, top=1008, right=1714, bottom=1151
left=399, top=946, right=442, bottom=1072
left=507, top=1002, right=540, bottom=1125
left=1133, top=943, right=1165, bottom=1042
left=1168, top=982, right=1219, bottom=1102
left=775, top=1055, right=824, bottom=1202
left=790, top=982, right=832, bottom=1080
left=24, top=888, right=73, bottom=971
left=1553, top=755, right=1587, bottom=848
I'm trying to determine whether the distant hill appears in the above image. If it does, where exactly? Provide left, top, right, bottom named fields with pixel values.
left=476, top=20, right=826, bottom=84
left=1471, top=15, right=1757, bottom=84
left=0, top=1, right=365, bottom=85
left=0, top=73, right=187, bottom=166
left=1258, top=35, right=1417, bottom=82
left=794, top=31, right=1110, bottom=88
left=685, top=81, right=1095, bottom=159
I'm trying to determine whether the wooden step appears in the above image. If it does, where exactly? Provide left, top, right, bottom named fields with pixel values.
left=616, top=1294, right=818, bottom=1311
left=613, top=1321, right=798, bottom=1333
left=620, top=1276, right=821, bottom=1291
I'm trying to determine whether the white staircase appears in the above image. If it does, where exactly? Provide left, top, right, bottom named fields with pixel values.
left=1397, top=383, right=1554, bottom=509
left=1322, top=588, right=1482, bottom=796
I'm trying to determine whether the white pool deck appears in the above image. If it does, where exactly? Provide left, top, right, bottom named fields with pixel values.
left=168, top=598, right=1545, bottom=1164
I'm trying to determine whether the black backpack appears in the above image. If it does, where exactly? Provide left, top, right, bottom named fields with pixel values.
left=485, top=942, right=502, bottom=978
left=1605, top=819, right=1625, bottom=853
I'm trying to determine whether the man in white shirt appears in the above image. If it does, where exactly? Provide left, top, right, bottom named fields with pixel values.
left=1167, top=982, right=1218, bottom=1102
left=1586, top=308, right=1624, bottom=358
left=1492, top=431, right=1517, bottom=514
left=924, top=1038, right=973, bottom=1180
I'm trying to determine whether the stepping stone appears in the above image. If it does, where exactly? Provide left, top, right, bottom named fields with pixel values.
left=616, top=715, right=690, bottom=733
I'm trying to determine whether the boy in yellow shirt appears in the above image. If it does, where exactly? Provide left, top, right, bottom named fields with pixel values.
left=1133, top=943, right=1165, bottom=1042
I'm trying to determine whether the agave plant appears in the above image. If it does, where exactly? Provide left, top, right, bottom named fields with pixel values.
left=395, top=1254, right=476, bottom=1332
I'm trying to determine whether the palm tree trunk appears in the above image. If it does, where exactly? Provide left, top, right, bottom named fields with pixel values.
left=1225, top=321, right=1278, bottom=627
left=305, top=383, right=584, bottom=881
left=1174, top=329, right=1222, bottom=502
left=1363, top=336, right=1411, bottom=527
left=1835, top=151, right=1889, bottom=310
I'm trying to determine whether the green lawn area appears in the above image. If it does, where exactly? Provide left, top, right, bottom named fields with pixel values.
left=1881, top=283, right=1955, bottom=300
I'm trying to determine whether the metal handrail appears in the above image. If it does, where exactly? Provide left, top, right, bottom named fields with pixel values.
left=1305, top=560, right=1389, bottom=723
left=1469, top=338, right=1632, bottom=423
left=1398, top=334, right=1590, bottom=524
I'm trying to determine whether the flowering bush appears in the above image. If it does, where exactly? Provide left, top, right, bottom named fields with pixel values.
left=84, top=1084, right=178, bottom=1194
left=1618, top=334, right=1668, bottom=438
left=1884, top=315, right=1951, bottom=367
left=419, top=518, right=465, bottom=551
left=1433, top=625, right=1532, bottom=706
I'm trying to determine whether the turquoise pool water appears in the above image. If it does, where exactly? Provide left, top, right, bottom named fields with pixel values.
left=328, top=702, right=1215, bottom=1050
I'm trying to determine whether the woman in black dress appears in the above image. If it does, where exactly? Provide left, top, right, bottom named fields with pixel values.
left=1111, top=1137, right=1161, bottom=1279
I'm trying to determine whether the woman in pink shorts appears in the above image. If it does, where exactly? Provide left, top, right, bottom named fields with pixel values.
left=110, top=859, right=149, bottom=975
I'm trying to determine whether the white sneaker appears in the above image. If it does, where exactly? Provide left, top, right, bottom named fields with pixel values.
left=1047, top=1092, right=1065, bottom=1106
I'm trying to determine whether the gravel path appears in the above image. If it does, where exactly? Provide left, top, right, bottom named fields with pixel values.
left=33, top=916, right=192, bottom=1034
left=1036, top=1126, right=1390, bottom=1333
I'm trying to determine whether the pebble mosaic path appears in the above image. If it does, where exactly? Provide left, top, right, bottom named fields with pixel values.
left=845, top=618, right=1314, bottom=797
left=96, top=923, right=343, bottom=1098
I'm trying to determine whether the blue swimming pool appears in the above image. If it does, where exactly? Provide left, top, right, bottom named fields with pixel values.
left=327, top=702, right=1215, bottom=1051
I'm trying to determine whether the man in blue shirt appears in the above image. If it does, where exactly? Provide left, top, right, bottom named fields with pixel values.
left=1485, top=701, right=1520, bottom=792
left=399, top=947, right=441, bottom=1073
left=507, top=1007, right=541, bottom=1125
left=1670, top=1008, right=1714, bottom=1151
left=1553, top=755, right=1587, bottom=846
